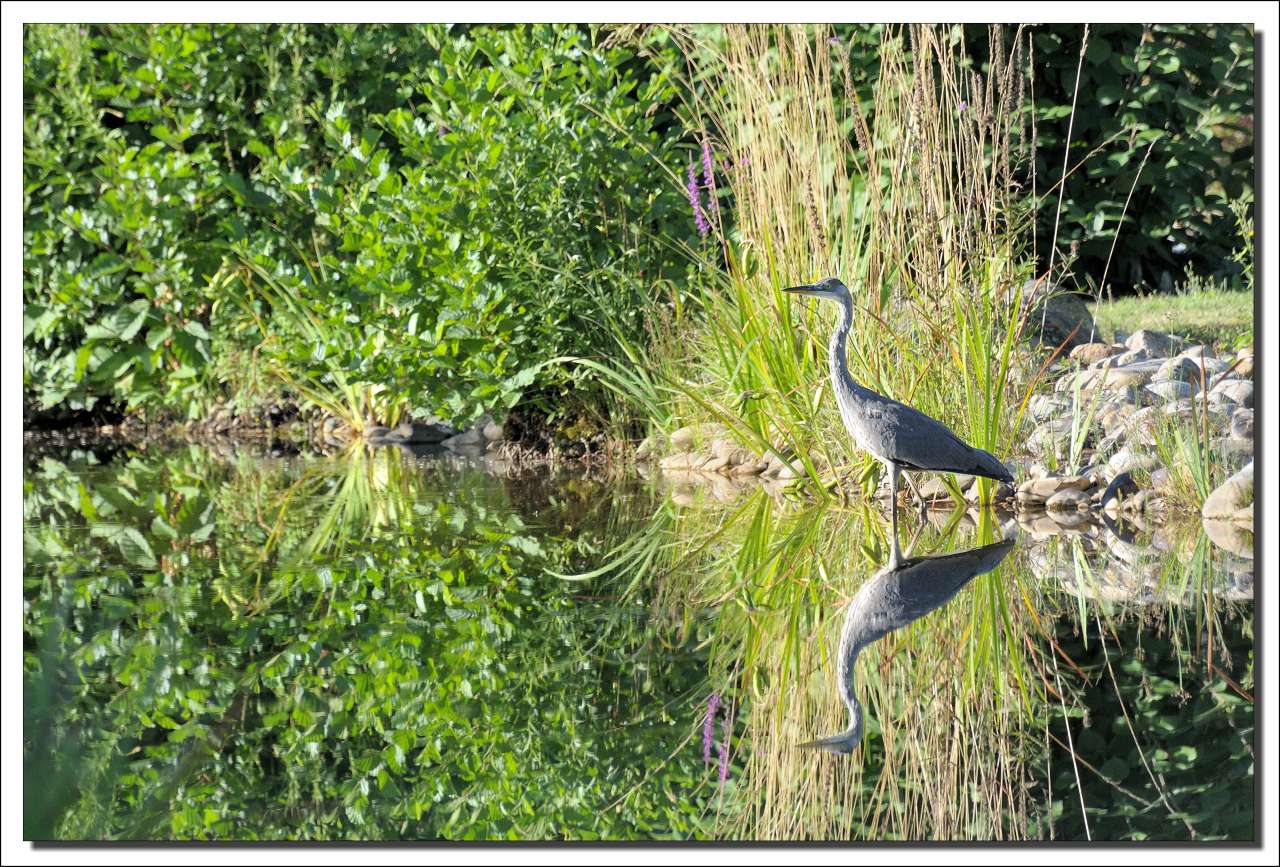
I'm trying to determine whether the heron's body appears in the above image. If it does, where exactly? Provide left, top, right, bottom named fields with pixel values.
left=800, top=538, right=1015, bottom=753
left=785, top=278, right=1012, bottom=559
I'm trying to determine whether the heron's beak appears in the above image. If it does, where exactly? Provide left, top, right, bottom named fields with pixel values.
left=796, top=732, right=861, bottom=754
left=783, top=284, right=824, bottom=298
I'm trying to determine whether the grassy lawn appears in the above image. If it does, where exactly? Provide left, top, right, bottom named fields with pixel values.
left=1090, top=287, right=1255, bottom=350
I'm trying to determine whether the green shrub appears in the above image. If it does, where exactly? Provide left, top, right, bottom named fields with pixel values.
left=23, top=24, right=695, bottom=428
left=1023, top=24, right=1254, bottom=291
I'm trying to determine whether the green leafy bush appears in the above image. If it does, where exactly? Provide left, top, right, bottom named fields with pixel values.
left=1024, top=24, right=1254, bottom=290
left=23, top=24, right=695, bottom=428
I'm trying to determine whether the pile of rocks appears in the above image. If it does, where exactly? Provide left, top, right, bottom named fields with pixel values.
left=647, top=424, right=801, bottom=481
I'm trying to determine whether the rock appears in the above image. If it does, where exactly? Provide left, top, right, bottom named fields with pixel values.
left=916, top=476, right=953, bottom=501
left=1045, top=487, right=1091, bottom=511
left=442, top=426, right=486, bottom=450
left=1202, top=461, right=1253, bottom=521
left=1070, top=342, right=1121, bottom=365
left=1202, top=518, right=1254, bottom=559
left=1149, top=468, right=1174, bottom=495
left=1234, top=348, right=1254, bottom=378
left=391, top=420, right=459, bottom=444
left=1146, top=380, right=1196, bottom=402
left=635, top=435, right=658, bottom=461
left=1125, top=329, right=1181, bottom=357
left=1230, top=408, right=1254, bottom=441
left=1110, top=348, right=1150, bottom=367
left=1028, top=393, right=1069, bottom=421
left=1020, top=280, right=1098, bottom=351
left=670, top=423, right=727, bottom=451
left=364, top=425, right=392, bottom=440
left=1208, top=379, right=1253, bottom=408
left=660, top=451, right=702, bottom=471
left=1108, top=447, right=1156, bottom=476
left=1101, top=471, right=1140, bottom=509
left=482, top=421, right=505, bottom=443
left=1018, top=474, right=1092, bottom=501
left=1153, top=356, right=1201, bottom=383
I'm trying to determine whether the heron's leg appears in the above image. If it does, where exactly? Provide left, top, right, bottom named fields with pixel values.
left=888, top=462, right=903, bottom=567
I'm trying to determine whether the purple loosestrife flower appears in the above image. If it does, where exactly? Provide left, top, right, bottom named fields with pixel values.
left=702, top=693, right=721, bottom=763
left=701, top=139, right=717, bottom=213
left=717, top=714, right=732, bottom=786
left=687, top=164, right=710, bottom=236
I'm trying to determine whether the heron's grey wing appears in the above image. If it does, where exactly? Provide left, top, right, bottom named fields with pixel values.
left=867, top=396, right=1011, bottom=481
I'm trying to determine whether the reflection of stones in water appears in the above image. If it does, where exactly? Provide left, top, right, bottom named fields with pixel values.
left=1033, top=516, right=1255, bottom=606
left=662, top=469, right=758, bottom=505
left=391, top=442, right=451, bottom=461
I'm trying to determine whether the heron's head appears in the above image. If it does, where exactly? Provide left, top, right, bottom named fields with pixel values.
left=783, top=276, right=849, bottom=303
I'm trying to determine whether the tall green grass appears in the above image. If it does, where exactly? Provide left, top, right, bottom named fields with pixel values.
left=628, top=24, right=1038, bottom=494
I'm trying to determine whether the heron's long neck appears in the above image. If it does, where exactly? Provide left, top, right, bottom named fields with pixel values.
left=836, top=603, right=872, bottom=724
left=827, top=292, right=863, bottom=395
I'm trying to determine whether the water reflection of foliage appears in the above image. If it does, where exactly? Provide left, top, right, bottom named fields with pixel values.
left=617, top=489, right=1252, bottom=840
left=24, top=446, right=716, bottom=840
left=1031, top=521, right=1254, bottom=841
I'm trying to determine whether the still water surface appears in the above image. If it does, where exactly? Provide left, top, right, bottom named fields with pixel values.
left=22, top=442, right=1254, bottom=841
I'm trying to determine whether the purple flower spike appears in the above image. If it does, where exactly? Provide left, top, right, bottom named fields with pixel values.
left=702, top=693, right=721, bottom=763
left=687, top=164, right=710, bottom=236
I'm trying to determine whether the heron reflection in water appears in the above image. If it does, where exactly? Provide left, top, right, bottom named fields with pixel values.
left=799, top=537, right=1016, bottom=754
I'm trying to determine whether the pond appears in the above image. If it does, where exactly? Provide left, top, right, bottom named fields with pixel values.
left=22, top=441, right=1255, bottom=841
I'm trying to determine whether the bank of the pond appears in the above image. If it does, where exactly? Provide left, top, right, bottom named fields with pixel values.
left=641, top=326, right=1254, bottom=559
left=22, top=392, right=636, bottom=469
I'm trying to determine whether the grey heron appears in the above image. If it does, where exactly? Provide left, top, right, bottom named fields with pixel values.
left=784, top=278, right=1013, bottom=561
left=798, top=537, right=1015, bottom=753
